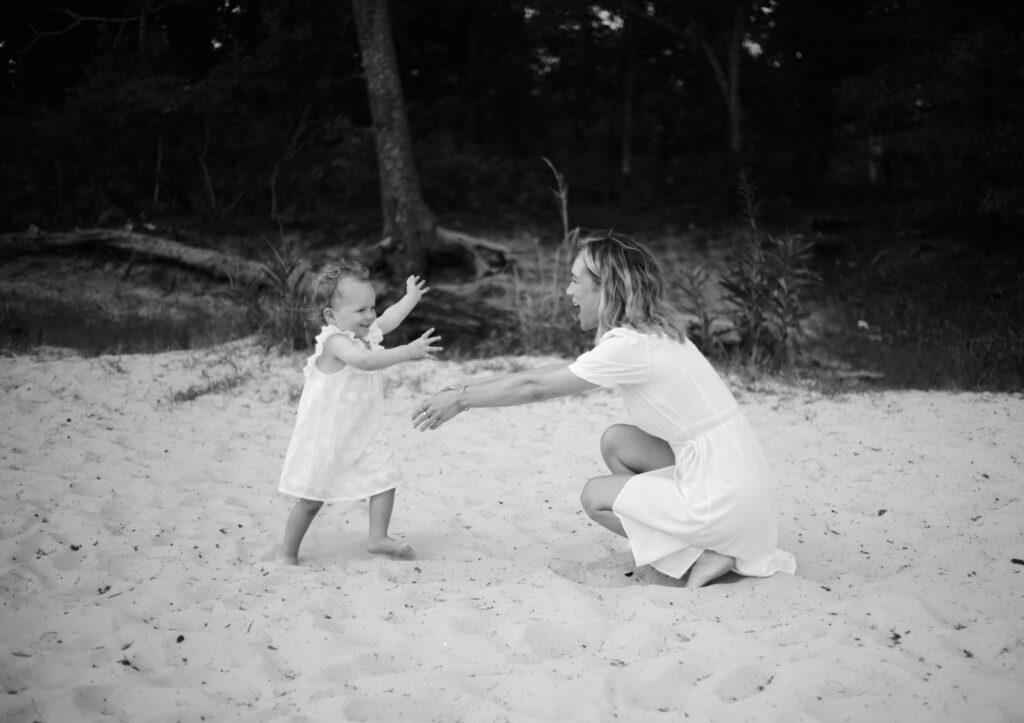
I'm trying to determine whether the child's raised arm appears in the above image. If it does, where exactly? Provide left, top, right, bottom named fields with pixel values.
left=325, top=328, right=441, bottom=371
left=376, top=275, right=430, bottom=335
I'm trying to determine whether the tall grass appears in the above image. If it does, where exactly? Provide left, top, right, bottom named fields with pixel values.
left=501, top=159, right=589, bottom=357
left=507, top=234, right=586, bottom=356
left=0, top=291, right=28, bottom=349
left=230, top=235, right=312, bottom=351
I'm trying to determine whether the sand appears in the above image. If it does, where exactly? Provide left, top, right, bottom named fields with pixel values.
left=1, top=339, right=1022, bottom=722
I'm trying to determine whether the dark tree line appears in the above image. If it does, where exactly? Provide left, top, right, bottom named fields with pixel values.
left=2, top=0, right=1021, bottom=243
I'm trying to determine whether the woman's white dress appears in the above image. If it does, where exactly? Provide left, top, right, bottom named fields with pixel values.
left=568, top=328, right=796, bottom=579
left=278, top=323, right=403, bottom=502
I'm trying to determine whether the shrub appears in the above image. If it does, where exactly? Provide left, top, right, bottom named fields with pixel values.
left=720, top=183, right=821, bottom=370
left=673, top=262, right=727, bottom=358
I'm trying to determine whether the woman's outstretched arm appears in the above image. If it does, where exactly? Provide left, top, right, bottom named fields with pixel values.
left=413, top=364, right=597, bottom=431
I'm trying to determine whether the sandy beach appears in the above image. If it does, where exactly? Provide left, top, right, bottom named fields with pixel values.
left=2, top=339, right=1022, bottom=722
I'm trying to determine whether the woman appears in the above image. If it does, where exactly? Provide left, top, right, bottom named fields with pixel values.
left=413, top=233, right=796, bottom=588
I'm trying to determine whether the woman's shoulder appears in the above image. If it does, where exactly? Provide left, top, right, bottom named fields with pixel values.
left=582, top=327, right=654, bottom=364
left=597, top=326, right=644, bottom=343
left=598, top=327, right=695, bottom=361
left=598, top=326, right=683, bottom=345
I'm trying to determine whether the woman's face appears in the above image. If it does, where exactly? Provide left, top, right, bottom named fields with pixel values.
left=566, top=254, right=600, bottom=331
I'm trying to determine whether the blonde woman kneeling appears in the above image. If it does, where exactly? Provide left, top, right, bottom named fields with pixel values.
left=413, top=233, right=796, bottom=588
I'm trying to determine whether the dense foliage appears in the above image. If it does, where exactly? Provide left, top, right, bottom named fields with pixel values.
left=2, top=0, right=1021, bottom=235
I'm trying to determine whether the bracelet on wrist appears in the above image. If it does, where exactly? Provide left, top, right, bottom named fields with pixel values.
left=456, top=384, right=470, bottom=412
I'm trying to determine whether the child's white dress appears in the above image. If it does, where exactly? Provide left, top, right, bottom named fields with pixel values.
left=278, top=322, right=403, bottom=502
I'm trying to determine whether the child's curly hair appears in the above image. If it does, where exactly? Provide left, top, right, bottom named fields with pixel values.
left=307, top=260, right=370, bottom=324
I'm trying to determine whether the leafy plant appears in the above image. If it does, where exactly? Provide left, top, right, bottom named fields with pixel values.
left=674, top=262, right=727, bottom=358
left=720, top=182, right=822, bottom=370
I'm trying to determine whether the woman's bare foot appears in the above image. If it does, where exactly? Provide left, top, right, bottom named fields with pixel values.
left=276, top=549, right=300, bottom=566
left=685, top=550, right=735, bottom=588
left=367, top=537, right=414, bottom=558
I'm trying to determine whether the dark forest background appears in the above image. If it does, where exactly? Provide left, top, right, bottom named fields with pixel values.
left=1, top=0, right=1022, bottom=390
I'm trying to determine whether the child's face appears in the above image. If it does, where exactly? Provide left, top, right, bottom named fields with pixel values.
left=566, top=255, right=600, bottom=331
left=325, top=277, right=377, bottom=338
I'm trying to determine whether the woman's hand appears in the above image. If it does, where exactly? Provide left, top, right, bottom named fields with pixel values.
left=412, top=387, right=464, bottom=431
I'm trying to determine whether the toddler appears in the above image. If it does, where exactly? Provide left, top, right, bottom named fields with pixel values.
left=277, top=260, right=441, bottom=564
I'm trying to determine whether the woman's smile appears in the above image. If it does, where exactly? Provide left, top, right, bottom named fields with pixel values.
left=566, top=255, right=599, bottom=330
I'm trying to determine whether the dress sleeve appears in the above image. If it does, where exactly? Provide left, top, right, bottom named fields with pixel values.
left=567, top=328, right=650, bottom=387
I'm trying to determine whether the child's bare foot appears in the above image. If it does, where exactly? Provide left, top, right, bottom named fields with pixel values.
left=367, top=536, right=414, bottom=558
left=684, top=550, right=734, bottom=588
left=276, top=549, right=300, bottom=565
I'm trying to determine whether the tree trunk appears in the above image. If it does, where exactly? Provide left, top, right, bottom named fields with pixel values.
left=699, top=1, right=749, bottom=188
left=351, top=0, right=436, bottom=280
left=138, top=0, right=151, bottom=73
left=726, top=2, right=746, bottom=186
left=463, top=3, right=482, bottom=143
left=619, top=12, right=637, bottom=179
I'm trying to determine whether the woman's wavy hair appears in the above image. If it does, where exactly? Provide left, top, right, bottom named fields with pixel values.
left=307, top=259, right=370, bottom=324
left=577, top=232, right=681, bottom=340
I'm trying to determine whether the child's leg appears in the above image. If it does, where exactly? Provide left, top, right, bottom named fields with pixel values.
left=367, top=488, right=413, bottom=557
left=278, top=497, right=324, bottom=565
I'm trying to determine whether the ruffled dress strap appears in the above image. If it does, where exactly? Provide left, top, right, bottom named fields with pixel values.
left=365, top=320, right=384, bottom=347
left=302, top=324, right=357, bottom=377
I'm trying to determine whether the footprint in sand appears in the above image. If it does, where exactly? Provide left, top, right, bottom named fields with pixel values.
left=257, top=547, right=317, bottom=573
left=548, top=554, right=677, bottom=587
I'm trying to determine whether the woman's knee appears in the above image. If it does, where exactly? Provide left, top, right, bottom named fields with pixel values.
left=579, top=476, right=612, bottom=517
left=600, top=424, right=635, bottom=461
left=600, top=424, right=673, bottom=474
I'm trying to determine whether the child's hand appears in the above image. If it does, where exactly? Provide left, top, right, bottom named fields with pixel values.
left=405, top=275, right=430, bottom=303
left=405, top=328, right=442, bottom=360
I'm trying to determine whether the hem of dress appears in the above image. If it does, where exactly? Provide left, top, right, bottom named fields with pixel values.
left=614, top=509, right=797, bottom=579
left=278, top=480, right=402, bottom=503
left=614, top=510, right=704, bottom=579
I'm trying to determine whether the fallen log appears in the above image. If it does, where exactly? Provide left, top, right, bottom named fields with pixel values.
left=1, top=226, right=518, bottom=349
left=360, top=225, right=514, bottom=281
left=1, top=225, right=513, bottom=285
left=0, top=227, right=267, bottom=285
left=435, top=226, right=513, bottom=277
